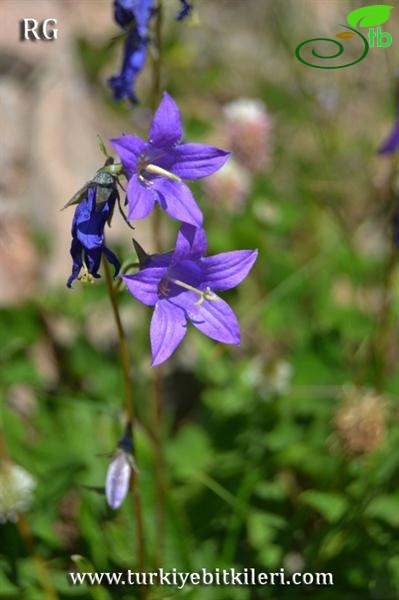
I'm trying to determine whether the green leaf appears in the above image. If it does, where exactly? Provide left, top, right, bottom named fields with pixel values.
left=167, top=425, right=213, bottom=479
left=347, top=5, right=393, bottom=28
left=366, top=495, right=399, bottom=527
left=0, top=568, right=20, bottom=596
left=247, top=510, right=285, bottom=551
left=300, top=490, right=348, bottom=523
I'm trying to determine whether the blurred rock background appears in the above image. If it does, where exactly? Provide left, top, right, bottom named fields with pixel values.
left=1, top=0, right=396, bottom=298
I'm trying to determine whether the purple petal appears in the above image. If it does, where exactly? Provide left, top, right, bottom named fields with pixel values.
left=114, top=0, right=153, bottom=35
left=145, top=251, right=174, bottom=269
left=378, top=120, right=399, bottom=154
left=202, top=250, right=258, bottom=291
left=106, top=451, right=132, bottom=510
left=173, top=224, right=207, bottom=263
left=171, top=144, right=231, bottom=179
left=67, top=237, right=83, bottom=288
left=85, top=248, right=102, bottom=277
left=150, top=300, right=187, bottom=366
left=152, top=178, right=203, bottom=226
left=130, top=0, right=154, bottom=37
left=123, top=267, right=166, bottom=306
left=110, top=136, right=148, bottom=174
left=102, top=245, right=121, bottom=278
left=127, top=174, right=156, bottom=219
left=177, top=292, right=240, bottom=345
left=148, top=92, right=183, bottom=148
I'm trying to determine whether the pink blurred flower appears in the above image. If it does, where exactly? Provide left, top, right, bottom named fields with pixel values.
left=202, top=159, right=251, bottom=212
left=223, top=98, right=272, bottom=172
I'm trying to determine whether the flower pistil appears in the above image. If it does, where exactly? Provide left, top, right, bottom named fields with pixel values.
left=137, top=152, right=182, bottom=184
left=158, top=276, right=217, bottom=306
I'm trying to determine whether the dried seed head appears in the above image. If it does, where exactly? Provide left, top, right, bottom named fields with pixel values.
left=0, top=461, right=36, bottom=523
left=334, top=388, right=386, bottom=456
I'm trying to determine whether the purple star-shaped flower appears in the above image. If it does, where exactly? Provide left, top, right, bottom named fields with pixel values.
left=111, top=92, right=231, bottom=226
left=379, top=119, right=399, bottom=154
left=122, top=224, right=257, bottom=366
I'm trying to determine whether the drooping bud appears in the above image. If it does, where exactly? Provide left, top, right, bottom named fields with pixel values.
left=105, top=421, right=135, bottom=510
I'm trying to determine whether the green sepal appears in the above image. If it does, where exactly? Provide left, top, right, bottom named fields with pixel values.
left=61, top=183, right=90, bottom=210
left=96, top=134, right=109, bottom=158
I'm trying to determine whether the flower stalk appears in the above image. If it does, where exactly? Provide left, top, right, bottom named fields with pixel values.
left=102, top=256, right=147, bottom=595
left=150, top=0, right=166, bottom=569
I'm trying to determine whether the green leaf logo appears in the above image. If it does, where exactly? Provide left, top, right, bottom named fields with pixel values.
left=347, top=5, right=393, bottom=28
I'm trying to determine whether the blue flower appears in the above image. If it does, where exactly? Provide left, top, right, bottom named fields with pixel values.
left=111, top=92, right=231, bottom=226
left=109, top=1, right=193, bottom=103
left=176, top=0, right=193, bottom=20
left=123, top=224, right=257, bottom=366
left=67, top=187, right=120, bottom=288
left=108, top=0, right=154, bottom=103
left=379, top=119, right=399, bottom=154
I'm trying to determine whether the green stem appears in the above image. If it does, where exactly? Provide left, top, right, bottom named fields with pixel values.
left=151, top=363, right=166, bottom=570
left=150, top=0, right=163, bottom=111
left=18, top=516, right=59, bottom=600
left=150, top=0, right=167, bottom=570
left=102, top=258, right=147, bottom=596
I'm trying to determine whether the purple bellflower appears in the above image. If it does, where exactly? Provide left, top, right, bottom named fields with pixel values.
left=122, top=224, right=258, bottom=366
left=379, top=119, right=399, bottom=154
left=111, top=92, right=231, bottom=226
left=67, top=187, right=120, bottom=288
left=109, top=0, right=154, bottom=103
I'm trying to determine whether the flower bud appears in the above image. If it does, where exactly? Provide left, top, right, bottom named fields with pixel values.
left=105, top=450, right=133, bottom=510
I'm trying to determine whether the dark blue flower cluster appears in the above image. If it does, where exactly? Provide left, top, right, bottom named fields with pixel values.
left=67, top=186, right=120, bottom=288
